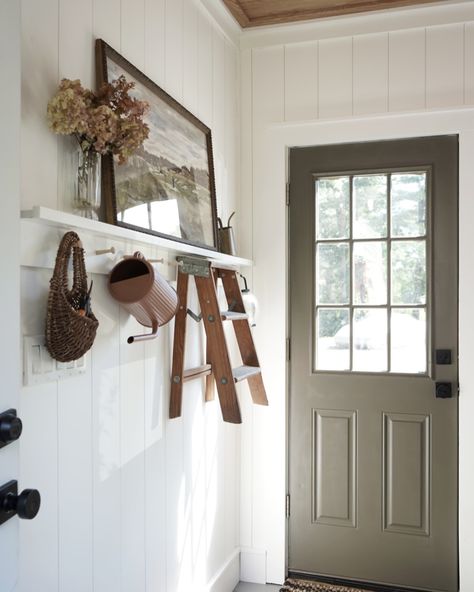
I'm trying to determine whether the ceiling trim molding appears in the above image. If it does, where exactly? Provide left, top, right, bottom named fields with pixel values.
left=239, top=0, right=474, bottom=48
left=198, top=0, right=243, bottom=46
left=222, top=0, right=250, bottom=27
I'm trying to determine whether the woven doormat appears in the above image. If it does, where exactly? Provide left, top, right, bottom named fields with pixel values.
left=280, top=579, right=371, bottom=592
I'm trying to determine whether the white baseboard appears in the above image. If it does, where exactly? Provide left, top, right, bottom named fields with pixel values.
left=240, top=548, right=267, bottom=584
left=206, top=548, right=241, bottom=592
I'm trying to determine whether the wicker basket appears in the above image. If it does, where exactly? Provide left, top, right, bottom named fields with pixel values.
left=45, top=231, right=99, bottom=362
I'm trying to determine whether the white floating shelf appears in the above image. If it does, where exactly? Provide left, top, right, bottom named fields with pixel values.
left=21, top=206, right=252, bottom=269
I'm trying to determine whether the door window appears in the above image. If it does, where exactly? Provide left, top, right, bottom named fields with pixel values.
left=314, top=171, right=428, bottom=374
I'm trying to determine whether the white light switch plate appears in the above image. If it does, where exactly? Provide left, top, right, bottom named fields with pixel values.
left=23, top=335, right=87, bottom=385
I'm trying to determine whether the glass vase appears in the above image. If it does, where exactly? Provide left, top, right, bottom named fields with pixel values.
left=73, top=149, right=101, bottom=220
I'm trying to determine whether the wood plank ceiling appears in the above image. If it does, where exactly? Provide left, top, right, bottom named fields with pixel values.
left=222, top=0, right=449, bottom=27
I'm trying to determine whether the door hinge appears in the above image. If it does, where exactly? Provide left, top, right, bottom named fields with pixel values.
left=286, top=494, right=290, bottom=518
left=286, top=182, right=290, bottom=206
left=286, top=337, right=291, bottom=362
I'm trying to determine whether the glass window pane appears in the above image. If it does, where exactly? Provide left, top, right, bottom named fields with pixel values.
left=353, top=308, right=388, bottom=372
left=391, top=173, right=426, bottom=237
left=353, top=241, right=387, bottom=305
left=353, top=175, right=387, bottom=238
left=316, top=177, right=350, bottom=240
left=316, top=243, right=350, bottom=305
left=391, top=240, right=426, bottom=305
left=316, top=308, right=350, bottom=371
left=391, top=308, right=427, bottom=373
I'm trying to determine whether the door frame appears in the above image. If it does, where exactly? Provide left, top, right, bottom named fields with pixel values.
left=243, top=107, right=474, bottom=588
left=0, top=1, right=22, bottom=590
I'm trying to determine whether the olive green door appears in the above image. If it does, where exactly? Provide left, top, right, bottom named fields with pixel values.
left=288, top=136, right=458, bottom=591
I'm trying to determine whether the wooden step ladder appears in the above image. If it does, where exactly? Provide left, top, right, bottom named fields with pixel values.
left=169, top=256, right=268, bottom=424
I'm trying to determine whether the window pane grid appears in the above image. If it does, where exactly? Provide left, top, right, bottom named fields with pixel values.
left=314, top=171, right=428, bottom=375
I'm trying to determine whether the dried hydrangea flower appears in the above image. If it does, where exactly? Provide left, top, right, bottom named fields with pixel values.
left=47, top=75, right=149, bottom=163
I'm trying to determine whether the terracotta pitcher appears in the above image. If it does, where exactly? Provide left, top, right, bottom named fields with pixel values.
left=108, top=252, right=178, bottom=343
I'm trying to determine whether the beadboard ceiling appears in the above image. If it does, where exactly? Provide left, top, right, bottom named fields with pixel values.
left=221, top=0, right=450, bottom=27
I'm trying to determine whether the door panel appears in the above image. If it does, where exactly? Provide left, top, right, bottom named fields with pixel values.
left=313, top=409, right=356, bottom=528
left=383, top=413, right=430, bottom=536
left=289, top=136, right=458, bottom=592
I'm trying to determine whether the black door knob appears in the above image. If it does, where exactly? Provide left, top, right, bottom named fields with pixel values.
left=435, top=382, right=453, bottom=398
left=0, top=412, right=22, bottom=445
left=3, top=488, right=41, bottom=520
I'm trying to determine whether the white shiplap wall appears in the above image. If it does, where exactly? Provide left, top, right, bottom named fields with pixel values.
left=19, top=1, right=241, bottom=591
left=239, top=3, right=474, bottom=586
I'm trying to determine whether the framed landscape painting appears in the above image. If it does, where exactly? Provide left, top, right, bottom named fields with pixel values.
left=96, top=39, right=218, bottom=250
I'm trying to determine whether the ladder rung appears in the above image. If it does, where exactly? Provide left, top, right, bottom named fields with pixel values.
left=183, top=364, right=212, bottom=382
left=220, top=310, right=249, bottom=321
left=232, top=365, right=261, bottom=383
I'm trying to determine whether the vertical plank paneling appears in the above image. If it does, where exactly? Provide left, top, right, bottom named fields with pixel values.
left=426, top=24, right=464, bottom=109
left=389, top=28, right=426, bottom=112
left=464, top=23, right=474, bottom=104
left=18, top=1, right=242, bottom=590
left=353, top=33, right=388, bottom=115
left=183, top=0, right=199, bottom=114
left=284, top=41, right=318, bottom=121
left=239, top=48, right=253, bottom=262
left=91, top=275, right=121, bottom=592
left=93, top=0, right=121, bottom=50
left=182, top=382, right=204, bottom=588
left=252, top=46, right=284, bottom=126
left=119, top=309, right=146, bottom=591
left=197, top=10, right=213, bottom=127
left=58, top=368, right=93, bottom=592
left=144, top=327, right=168, bottom=592
left=165, top=0, right=183, bottom=101
left=19, top=270, right=58, bottom=592
left=58, top=0, right=94, bottom=213
left=213, top=30, right=226, bottom=217
left=19, top=384, right=59, bottom=592
left=318, top=37, right=352, bottom=119
left=223, top=422, right=238, bottom=551
left=183, top=288, right=206, bottom=587
left=144, top=0, right=165, bottom=87
left=20, top=0, right=59, bottom=210
left=224, top=41, right=239, bottom=219
left=165, top=417, right=184, bottom=592
left=204, top=398, right=222, bottom=576
left=121, top=0, right=145, bottom=70
left=59, top=0, right=94, bottom=87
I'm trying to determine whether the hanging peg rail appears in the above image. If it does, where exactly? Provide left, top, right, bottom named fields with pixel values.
left=170, top=255, right=268, bottom=424
left=95, top=246, right=116, bottom=255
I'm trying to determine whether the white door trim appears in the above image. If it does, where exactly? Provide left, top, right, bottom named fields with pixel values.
left=250, top=106, right=474, bottom=588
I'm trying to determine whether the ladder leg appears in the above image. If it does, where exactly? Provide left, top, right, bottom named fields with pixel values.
left=195, top=272, right=242, bottom=424
left=205, top=268, right=218, bottom=402
left=170, top=270, right=189, bottom=419
left=219, top=269, right=268, bottom=406
left=205, top=340, right=215, bottom=402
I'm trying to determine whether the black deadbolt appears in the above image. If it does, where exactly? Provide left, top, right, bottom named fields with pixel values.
left=0, top=409, right=22, bottom=449
left=436, top=349, right=452, bottom=365
left=0, top=481, right=41, bottom=525
left=435, top=382, right=453, bottom=399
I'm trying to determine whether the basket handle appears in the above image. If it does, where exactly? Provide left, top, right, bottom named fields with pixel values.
left=52, top=231, right=88, bottom=295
